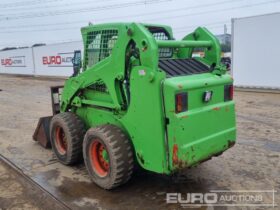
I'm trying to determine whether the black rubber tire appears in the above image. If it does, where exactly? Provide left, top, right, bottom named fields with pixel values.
left=83, top=125, right=134, bottom=190
left=50, top=112, right=86, bottom=165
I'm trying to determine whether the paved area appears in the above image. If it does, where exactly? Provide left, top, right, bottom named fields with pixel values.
left=0, top=74, right=279, bottom=210
left=0, top=158, right=67, bottom=210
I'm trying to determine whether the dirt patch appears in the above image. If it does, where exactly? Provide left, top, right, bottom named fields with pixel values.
left=0, top=158, right=67, bottom=210
left=0, top=75, right=279, bottom=209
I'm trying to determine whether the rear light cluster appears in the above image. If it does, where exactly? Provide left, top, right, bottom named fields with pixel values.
left=175, top=93, right=188, bottom=113
left=224, top=84, right=234, bottom=101
left=175, top=85, right=232, bottom=113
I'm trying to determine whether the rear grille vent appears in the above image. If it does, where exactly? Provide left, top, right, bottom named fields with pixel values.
left=158, top=58, right=210, bottom=77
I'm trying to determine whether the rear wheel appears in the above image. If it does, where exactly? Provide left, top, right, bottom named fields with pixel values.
left=83, top=125, right=134, bottom=189
left=50, top=112, right=86, bottom=165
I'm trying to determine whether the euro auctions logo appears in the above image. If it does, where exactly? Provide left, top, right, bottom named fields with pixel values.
left=42, top=52, right=73, bottom=67
left=166, top=190, right=277, bottom=208
left=1, top=56, right=26, bottom=67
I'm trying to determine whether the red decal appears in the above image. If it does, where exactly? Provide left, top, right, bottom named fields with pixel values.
left=42, top=56, right=62, bottom=65
left=1, top=59, right=12, bottom=66
left=55, top=56, right=61, bottom=64
left=42, top=57, right=48, bottom=65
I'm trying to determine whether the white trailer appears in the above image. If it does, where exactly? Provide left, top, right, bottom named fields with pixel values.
left=33, top=41, right=83, bottom=77
left=232, top=13, right=280, bottom=89
left=0, top=41, right=83, bottom=77
left=0, top=48, right=34, bottom=75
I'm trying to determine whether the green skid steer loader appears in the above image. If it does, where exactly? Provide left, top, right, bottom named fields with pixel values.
left=33, top=22, right=236, bottom=190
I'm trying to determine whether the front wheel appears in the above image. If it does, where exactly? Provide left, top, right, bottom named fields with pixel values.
left=83, top=125, right=134, bottom=190
left=50, top=112, right=86, bottom=165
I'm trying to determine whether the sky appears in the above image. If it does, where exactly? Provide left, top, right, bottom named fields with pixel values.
left=0, top=0, right=280, bottom=48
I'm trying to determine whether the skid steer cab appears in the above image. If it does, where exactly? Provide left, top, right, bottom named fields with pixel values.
left=33, top=23, right=236, bottom=190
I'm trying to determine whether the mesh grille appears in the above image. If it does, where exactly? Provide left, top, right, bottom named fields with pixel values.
left=152, top=32, right=169, bottom=40
left=85, top=29, right=118, bottom=68
left=151, top=31, right=173, bottom=58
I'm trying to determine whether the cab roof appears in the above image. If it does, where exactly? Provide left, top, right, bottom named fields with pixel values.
left=81, top=22, right=172, bottom=33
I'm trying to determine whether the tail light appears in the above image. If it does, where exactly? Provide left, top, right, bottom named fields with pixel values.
left=224, top=84, right=233, bottom=101
left=175, top=93, right=188, bottom=113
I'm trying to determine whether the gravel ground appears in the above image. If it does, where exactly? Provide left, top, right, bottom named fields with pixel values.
left=0, top=74, right=279, bottom=210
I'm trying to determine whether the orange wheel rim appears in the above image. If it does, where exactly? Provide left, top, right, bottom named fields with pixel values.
left=55, top=126, right=67, bottom=155
left=90, top=140, right=109, bottom=177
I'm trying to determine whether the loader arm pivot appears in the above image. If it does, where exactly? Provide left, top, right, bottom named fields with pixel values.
left=178, top=27, right=222, bottom=67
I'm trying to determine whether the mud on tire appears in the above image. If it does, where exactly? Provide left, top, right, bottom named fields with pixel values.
left=83, top=125, right=134, bottom=190
left=50, top=112, right=86, bottom=165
